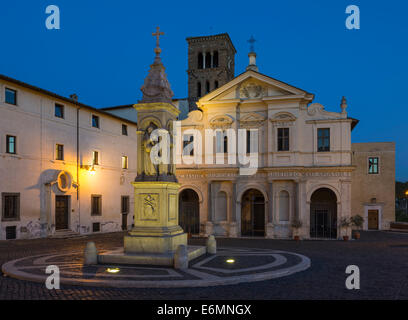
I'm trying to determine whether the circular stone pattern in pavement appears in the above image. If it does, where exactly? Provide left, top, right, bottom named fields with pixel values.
left=2, top=247, right=311, bottom=288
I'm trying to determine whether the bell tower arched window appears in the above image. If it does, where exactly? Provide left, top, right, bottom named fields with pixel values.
left=213, top=51, right=219, bottom=67
left=197, top=82, right=202, bottom=97
left=205, top=52, right=211, bottom=68
left=206, top=81, right=210, bottom=94
left=198, top=53, right=203, bottom=69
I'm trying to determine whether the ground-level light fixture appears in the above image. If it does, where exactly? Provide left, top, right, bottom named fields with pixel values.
left=226, top=259, right=235, bottom=264
left=106, top=267, right=120, bottom=274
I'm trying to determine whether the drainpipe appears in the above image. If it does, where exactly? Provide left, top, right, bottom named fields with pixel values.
left=70, top=94, right=81, bottom=233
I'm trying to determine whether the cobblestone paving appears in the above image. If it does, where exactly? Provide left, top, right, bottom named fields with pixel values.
left=0, top=231, right=407, bottom=300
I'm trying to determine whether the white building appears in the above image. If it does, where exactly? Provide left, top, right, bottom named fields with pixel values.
left=0, top=75, right=137, bottom=240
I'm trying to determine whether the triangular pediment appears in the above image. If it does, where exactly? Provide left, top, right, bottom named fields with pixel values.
left=199, top=70, right=313, bottom=104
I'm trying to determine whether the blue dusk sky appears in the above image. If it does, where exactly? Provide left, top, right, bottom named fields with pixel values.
left=0, top=0, right=407, bottom=180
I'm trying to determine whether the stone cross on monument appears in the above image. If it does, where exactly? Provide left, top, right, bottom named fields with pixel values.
left=152, top=26, right=164, bottom=49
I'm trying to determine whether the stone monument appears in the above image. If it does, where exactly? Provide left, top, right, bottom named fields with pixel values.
left=98, top=27, right=205, bottom=267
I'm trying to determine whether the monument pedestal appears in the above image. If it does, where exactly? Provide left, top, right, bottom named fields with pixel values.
left=98, top=181, right=205, bottom=266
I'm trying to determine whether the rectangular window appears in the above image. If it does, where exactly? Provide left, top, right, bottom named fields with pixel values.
left=5, top=226, right=17, bottom=240
left=56, top=144, right=64, bottom=160
left=121, top=156, right=128, bottom=169
left=2, top=193, right=20, bottom=221
left=317, top=128, right=330, bottom=152
left=6, top=135, right=16, bottom=154
left=55, top=103, right=64, bottom=118
left=5, top=88, right=17, bottom=105
left=277, top=128, right=289, bottom=151
left=368, top=157, right=379, bottom=174
left=215, top=130, right=228, bottom=154
left=92, top=115, right=100, bottom=128
left=92, top=222, right=100, bottom=232
left=91, top=195, right=102, bottom=216
left=93, top=151, right=99, bottom=165
left=122, top=124, right=128, bottom=136
left=183, top=135, right=194, bottom=156
left=246, top=130, right=251, bottom=153
left=121, top=196, right=130, bottom=214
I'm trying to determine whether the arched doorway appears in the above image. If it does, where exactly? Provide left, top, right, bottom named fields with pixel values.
left=310, top=188, right=337, bottom=239
left=179, top=189, right=200, bottom=235
left=241, top=189, right=265, bottom=237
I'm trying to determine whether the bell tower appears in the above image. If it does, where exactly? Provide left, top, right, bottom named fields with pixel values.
left=186, top=33, right=236, bottom=111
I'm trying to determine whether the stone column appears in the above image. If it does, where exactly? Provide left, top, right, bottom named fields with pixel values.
left=229, top=182, right=238, bottom=237
left=266, top=182, right=274, bottom=238
left=205, top=181, right=213, bottom=236
left=340, top=179, right=352, bottom=239
left=297, top=179, right=308, bottom=239
left=203, top=52, right=206, bottom=70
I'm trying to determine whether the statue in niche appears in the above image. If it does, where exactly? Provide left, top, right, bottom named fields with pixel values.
left=142, top=124, right=158, bottom=176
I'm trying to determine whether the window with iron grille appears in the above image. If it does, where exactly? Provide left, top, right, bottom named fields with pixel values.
left=317, top=128, right=330, bottom=152
left=2, top=193, right=20, bottom=221
left=91, top=195, right=102, bottom=216
left=277, top=128, right=289, bottom=151
left=6, top=226, right=17, bottom=240
left=92, top=222, right=100, bottom=232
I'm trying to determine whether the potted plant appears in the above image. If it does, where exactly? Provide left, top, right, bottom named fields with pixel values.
left=340, top=217, right=351, bottom=241
left=350, top=215, right=364, bottom=239
left=291, top=219, right=302, bottom=241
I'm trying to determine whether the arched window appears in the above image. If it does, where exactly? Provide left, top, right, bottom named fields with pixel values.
left=206, top=81, right=210, bottom=94
left=223, top=135, right=228, bottom=153
left=205, top=52, right=211, bottom=68
left=214, top=80, right=219, bottom=89
left=213, top=51, right=219, bottom=68
left=279, top=191, right=290, bottom=222
left=197, top=82, right=201, bottom=97
left=198, top=53, right=203, bottom=69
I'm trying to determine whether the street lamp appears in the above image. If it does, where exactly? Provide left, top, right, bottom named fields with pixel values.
left=405, top=190, right=408, bottom=215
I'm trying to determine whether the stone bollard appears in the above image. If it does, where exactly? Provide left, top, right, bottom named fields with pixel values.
left=206, top=235, right=216, bottom=254
left=174, top=245, right=188, bottom=270
left=84, top=242, right=98, bottom=265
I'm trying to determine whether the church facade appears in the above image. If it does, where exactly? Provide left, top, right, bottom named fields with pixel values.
left=0, top=33, right=395, bottom=240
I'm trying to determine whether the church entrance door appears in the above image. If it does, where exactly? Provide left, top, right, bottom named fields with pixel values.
left=241, top=189, right=265, bottom=237
left=179, top=189, right=200, bottom=235
left=310, top=188, right=337, bottom=239
left=55, top=195, right=69, bottom=230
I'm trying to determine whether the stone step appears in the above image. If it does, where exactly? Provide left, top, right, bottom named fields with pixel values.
left=49, top=230, right=81, bottom=239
